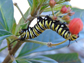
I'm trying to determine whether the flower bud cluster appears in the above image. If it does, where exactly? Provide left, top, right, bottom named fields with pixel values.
left=60, top=6, right=71, bottom=14
left=60, top=6, right=75, bottom=22
left=49, top=0, right=83, bottom=35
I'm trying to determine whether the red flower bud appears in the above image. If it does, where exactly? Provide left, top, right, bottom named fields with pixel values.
left=69, top=18, right=83, bottom=34
left=68, top=12, right=75, bottom=16
left=62, top=15, right=70, bottom=20
left=67, top=7, right=71, bottom=13
left=49, top=0, right=56, bottom=8
left=60, top=6, right=68, bottom=14
left=52, top=16, right=57, bottom=20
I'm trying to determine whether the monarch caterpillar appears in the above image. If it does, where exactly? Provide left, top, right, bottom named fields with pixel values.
left=19, top=16, right=78, bottom=42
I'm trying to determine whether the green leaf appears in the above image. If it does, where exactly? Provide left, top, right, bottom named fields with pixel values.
left=16, top=59, right=32, bottom=63
left=40, top=0, right=49, bottom=11
left=0, top=29, right=12, bottom=41
left=16, top=56, right=57, bottom=63
left=12, top=19, right=17, bottom=35
left=0, top=46, right=7, bottom=52
left=44, top=2, right=71, bottom=12
left=44, top=53, right=81, bottom=63
left=0, top=0, right=14, bottom=32
left=27, top=0, right=33, bottom=7
left=0, top=40, right=2, bottom=46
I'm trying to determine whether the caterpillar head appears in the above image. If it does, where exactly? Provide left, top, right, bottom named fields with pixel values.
left=19, top=29, right=24, bottom=35
left=19, top=29, right=27, bottom=40
left=19, top=29, right=26, bottom=35
left=69, top=34, right=79, bottom=41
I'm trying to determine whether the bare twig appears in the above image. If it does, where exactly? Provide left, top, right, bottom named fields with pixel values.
left=14, top=3, right=26, bottom=21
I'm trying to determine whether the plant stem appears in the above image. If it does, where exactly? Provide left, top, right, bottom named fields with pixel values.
left=14, top=3, right=26, bottom=21
left=24, top=39, right=47, bottom=45
left=42, top=3, right=49, bottom=6
left=31, top=0, right=37, bottom=16
left=2, top=41, right=23, bottom=63
left=6, top=38, right=12, bottom=52
left=51, top=8, right=54, bottom=16
left=47, top=35, right=72, bottom=47
left=0, top=46, right=7, bottom=52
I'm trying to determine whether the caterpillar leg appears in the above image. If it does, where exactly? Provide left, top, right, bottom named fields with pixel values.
left=37, top=16, right=43, bottom=21
left=75, top=40, right=77, bottom=43
left=68, top=40, right=71, bottom=47
left=44, top=15, right=53, bottom=21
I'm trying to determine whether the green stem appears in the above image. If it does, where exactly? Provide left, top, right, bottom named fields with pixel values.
left=6, top=38, right=11, bottom=51
left=48, top=35, right=72, bottom=47
left=56, top=11, right=60, bottom=16
left=24, top=39, right=47, bottom=45
left=31, top=0, right=38, bottom=16
left=0, top=46, right=7, bottom=52
left=14, top=3, right=26, bottom=21
left=51, top=8, right=54, bottom=16
left=3, top=41, right=23, bottom=63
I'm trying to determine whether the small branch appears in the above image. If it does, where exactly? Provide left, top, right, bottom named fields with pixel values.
left=24, top=39, right=48, bottom=46
left=51, top=8, right=54, bottom=16
left=35, top=15, right=46, bottom=17
left=2, top=41, right=23, bottom=63
left=14, top=3, right=26, bottom=21
left=47, top=35, right=72, bottom=47
left=6, top=38, right=13, bottom=54
left=24, top=36, right=71, bottom=47
left=31, top=0, right=37, bottom=16
left=26, top=15, right=35, bottom=26
left=55, top=11, right=60, bottom=16
left=42, top=3, right=49, bottom=6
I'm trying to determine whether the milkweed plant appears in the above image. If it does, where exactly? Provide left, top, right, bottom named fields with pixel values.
left=0, top=0, right=83, bottom=63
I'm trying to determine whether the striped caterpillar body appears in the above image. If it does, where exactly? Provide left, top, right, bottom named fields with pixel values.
left=19, top=16, right=78, bottom=41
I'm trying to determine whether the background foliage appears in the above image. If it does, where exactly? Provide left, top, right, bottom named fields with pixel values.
left=0, top=0, right=84, bottom=63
